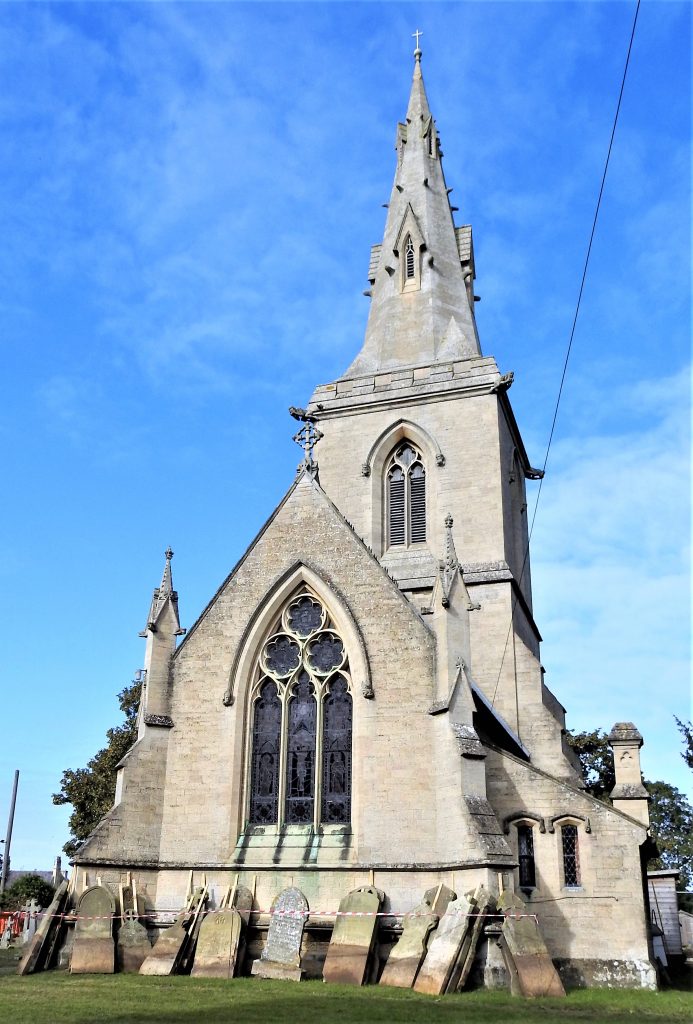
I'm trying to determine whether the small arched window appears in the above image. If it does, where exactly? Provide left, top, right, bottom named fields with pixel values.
left=405, top=235, right=416, bottom=279
left=386, top=443, right=426, bottom=547
left=517, top=824, right=536, bottom=890
left=561, top=824, right=581, bottom=887
left=248, top=591, right=353, bottom=828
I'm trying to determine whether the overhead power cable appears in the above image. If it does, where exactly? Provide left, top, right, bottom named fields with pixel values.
left=491, top=0, right=641, bottom=709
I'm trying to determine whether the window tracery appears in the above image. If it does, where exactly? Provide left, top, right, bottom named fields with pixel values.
left=386, top=442, right=426, bottom=547
left=561, top=824, right=581, bottom=887
left=248, top=590, right=353, bottom=828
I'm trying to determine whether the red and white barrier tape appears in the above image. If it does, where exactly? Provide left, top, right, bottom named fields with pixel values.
left=26, top=908, right=537, bottom=923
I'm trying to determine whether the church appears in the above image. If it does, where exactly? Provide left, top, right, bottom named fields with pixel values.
left=74, top=47, right=656, bottom=989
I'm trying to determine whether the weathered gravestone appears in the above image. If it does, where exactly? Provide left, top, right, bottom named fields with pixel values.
left=17, top=880, right=69, bottom=975
left=117, top=911, right=152, bottom=973
left=251, top=887, right=308, bottom=982
left=21, top=900, right=40, bottom=945
left=380, top=884, right=455, bottom=989
left=192, top=885, right=254, bottom=979
left=70, top=885, right=116, bottom=974
left=413, top=890, right=476, bottom=995
left=499, top=892, right=565, bottom=997
left=1, top=920, right=12, bottom=948
left=446, top=886, right=493, bottom=993
left=322, top=885, right=383, bottom=986
left=139, top=887, right=206, bottom=976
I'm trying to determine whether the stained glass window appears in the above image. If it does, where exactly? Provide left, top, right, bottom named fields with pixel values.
left=285, top=673, right=316, bottom=824
left=249, top=680, right=281, bottom=824
left=561, top=825, right=580, bottom=887
left=321, top=676, right=352, bottom=824
left=517, top=825, right=536, bottom=889
left=247, top=591, right=352, bottom=829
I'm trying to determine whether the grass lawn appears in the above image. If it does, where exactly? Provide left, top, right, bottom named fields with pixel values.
left=0, top=975, right=691, bottom=1024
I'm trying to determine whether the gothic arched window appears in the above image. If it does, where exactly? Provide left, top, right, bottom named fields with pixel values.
left=517, top=824, right=537, bottom=890
left=248, top=591, right=353, bottom=828
left=386, top=442, right=426, bottom=547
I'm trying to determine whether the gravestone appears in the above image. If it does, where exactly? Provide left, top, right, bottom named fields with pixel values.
left=251, top=887, right=308, bottom=981
left=17, top=880, right=69, bottom=975
left=70, top=885, right=116, bottom=974
left=191, top=885, right=254, bottom=978
left=447, top=887, right=493, bottom=992
left=116, top=910, right=152, bottom=973
left=499, top=892, right=565, bottom=997
left=21, top=900, right=40, bottom=946
left=322, top=885, right=383, bottom=986
left=413, top=890, right=475, bottom=995
left=140, top=888, right=206, bottom=976
left=191, top=909, right=243, bottom=978
left=380, top=884, right=455, bottom=989
left=1, top=920, right=12, bottom=948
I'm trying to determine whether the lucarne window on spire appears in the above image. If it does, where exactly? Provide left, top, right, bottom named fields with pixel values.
left=405, top=236, right=416, bottom=279
left=386, top=443, right=426, bottom=547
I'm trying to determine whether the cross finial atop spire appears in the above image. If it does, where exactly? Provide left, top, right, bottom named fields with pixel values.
left=412, top=28, right=423, bottom=60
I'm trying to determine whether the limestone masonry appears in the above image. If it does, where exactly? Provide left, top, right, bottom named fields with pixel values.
left=74, top=50, right=657, bottom=989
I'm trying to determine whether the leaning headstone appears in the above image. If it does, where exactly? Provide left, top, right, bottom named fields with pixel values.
left=17, top=880, right=69, bottom=975
left=413, top=890, right=475, bottom=995
left=117, top=911, right=152, bottom=973
left=140, top=888, right=206, bottom=976
left=191, top=908, right=243, bottom=978
left=447, top=887, right=494, bottom=992
left=380, top=884, right=455, bottom=989
left=322, top=885, right=383, bottom=986
left=499, top=892, right=565, bottom=997
left=70, top=884, right=116, bottom=974
left=192, top=885, right=254, bottom=978
left=251, top=887, right=308, bottom=982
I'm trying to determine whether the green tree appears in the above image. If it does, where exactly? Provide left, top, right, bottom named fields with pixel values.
left=646, top=780, right=693, bottom=891
left=674, top=717, right=693, bottom=771
left=565, top=728, right=615, bottom=800
left=0, top=873, right=55, bottom=911
left=53, top=681, right=141, bottom=858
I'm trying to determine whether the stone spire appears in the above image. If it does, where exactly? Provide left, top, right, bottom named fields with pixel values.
left=345, top=48, right=481, bottom=377
left=142, top=547, right=182, bottom=634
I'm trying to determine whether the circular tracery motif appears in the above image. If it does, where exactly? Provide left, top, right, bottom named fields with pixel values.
left=262, top=634, right=301, bottom=677
left=287, top=596, right=323, bottom=638
left=307, top=632, right=345, bottom=676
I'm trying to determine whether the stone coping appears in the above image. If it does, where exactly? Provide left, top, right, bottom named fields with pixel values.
left=308, top=356, right=501, bottom=415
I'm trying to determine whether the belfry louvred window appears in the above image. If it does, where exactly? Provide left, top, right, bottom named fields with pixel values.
left=248, top=591, right=352, bottom=827
left=386, top=443, right=426, bottom=547
left=405, top=235, right=416, bottom=279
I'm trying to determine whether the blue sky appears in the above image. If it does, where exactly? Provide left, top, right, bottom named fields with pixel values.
left=0, top=1, right=690, bottom=871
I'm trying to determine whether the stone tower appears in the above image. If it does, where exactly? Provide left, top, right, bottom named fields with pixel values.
left=308, top=49, right=569, bottom=776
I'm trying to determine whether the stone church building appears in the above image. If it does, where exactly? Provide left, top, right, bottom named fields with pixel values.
left=75, top=50, right=656, bottom=988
